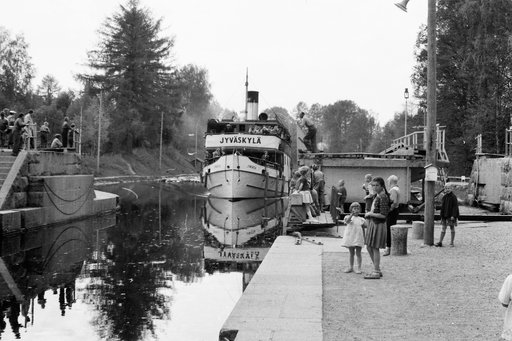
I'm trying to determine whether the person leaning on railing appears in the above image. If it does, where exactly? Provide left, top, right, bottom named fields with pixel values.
left=0, top=112, right=8, bottom=148
left=39, top=121, right=50, bottom=148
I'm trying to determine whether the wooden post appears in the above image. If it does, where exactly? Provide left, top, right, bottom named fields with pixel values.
left=391, top=224, right=409, bottom=255
left=412, top=221, right=424, bottom=239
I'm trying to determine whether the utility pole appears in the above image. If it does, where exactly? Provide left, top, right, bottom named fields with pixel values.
left=424, top=0, right=437, bottom=246
left=96, top=91, right=102, bottom=174
left=79, top=102, right=83, bottom=156
left=396, top=0, right=437, bottom=245
left=159, top=109, right=164, bottom=170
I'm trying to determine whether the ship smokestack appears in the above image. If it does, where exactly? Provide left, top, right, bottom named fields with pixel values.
left=247, top=91, right=259, bottom=120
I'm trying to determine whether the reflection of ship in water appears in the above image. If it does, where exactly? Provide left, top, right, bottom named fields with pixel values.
left=202, top=196, right=289, bottom=247
left=0, top=214, right=116, bottom=338
left=203, top=196, right=289, bottom=290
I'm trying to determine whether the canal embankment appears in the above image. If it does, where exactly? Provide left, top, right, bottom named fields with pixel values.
left=222, top=219, right=512, bottom=340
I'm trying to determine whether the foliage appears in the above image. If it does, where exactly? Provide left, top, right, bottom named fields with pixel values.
left=291, top=101, right=309, bottom=119
left=37, top=75, right=61, bottom=105
left=318, top=100, right=377, bottom=153
left=0, top=27, right=34, bottom=110
left=81, top=0, right=178, bottom=152
left=412, top=0, right=512, bottom=174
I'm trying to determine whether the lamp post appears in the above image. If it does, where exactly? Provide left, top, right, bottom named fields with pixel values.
left=396, top=0, right=437, bottom=245
left=404, top=88, right=409, bottom=136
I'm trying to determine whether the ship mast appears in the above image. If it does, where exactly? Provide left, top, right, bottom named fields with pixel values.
left=244, top=68, right=248, bottom=115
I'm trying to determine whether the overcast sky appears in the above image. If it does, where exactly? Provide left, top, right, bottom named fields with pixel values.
left=1, top=0, right=428, bottom=124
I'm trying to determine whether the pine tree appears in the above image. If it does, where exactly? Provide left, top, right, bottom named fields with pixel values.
left=82, top=0, right=177, bottom=152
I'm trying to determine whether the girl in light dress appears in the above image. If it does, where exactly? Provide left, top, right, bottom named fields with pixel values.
left=341, top=202, right=366, bottom=274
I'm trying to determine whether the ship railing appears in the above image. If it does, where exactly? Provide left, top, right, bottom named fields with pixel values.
left=203, top=154, right=281, bottom=171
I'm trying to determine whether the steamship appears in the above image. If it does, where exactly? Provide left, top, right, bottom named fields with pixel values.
left=201, top=87, right=293, bottom=199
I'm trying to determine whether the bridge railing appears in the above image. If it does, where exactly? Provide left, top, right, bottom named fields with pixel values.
left=389, top=126, right=449, bottom=163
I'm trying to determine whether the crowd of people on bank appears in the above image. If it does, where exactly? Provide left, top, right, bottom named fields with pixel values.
left=0, top=108, right=80, bottom=155
left=291, top=165, right=461, bottom=280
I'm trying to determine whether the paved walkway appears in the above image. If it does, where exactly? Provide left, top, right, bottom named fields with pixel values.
left=323, top=221, right=511, bottom=340
left=221, top=220, right=512, bottom=340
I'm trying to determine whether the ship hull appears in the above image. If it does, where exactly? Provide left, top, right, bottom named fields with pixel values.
left=203, top=154, right=289, bottom=199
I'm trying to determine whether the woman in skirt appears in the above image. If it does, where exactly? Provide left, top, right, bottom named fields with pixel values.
left=363, top=176, right=390, bottom=279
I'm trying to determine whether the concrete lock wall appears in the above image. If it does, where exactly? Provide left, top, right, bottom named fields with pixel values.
left=25, top=152, right=83, bottom=176
left=29, top=175, right=95, bottom=225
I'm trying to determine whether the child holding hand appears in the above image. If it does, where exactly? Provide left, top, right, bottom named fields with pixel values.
left=341, top=202, right=366, bottom=274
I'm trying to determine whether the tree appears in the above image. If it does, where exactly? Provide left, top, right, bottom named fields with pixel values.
left=412, top=0, right=512, bottom=174
left=81, top=0, right=177, bottom=152
left=320, top=100, right=377, bottom=153
left=292, top=101, right=309, bottom=119
left=175, top=65, right=213, bottom=152
left=37, top=75, right=61, bottom=105
left=0, top=27, right=34, bottom=108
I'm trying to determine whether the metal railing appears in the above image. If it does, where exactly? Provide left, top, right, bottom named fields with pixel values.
left=389, top=126, right=449, bottom=162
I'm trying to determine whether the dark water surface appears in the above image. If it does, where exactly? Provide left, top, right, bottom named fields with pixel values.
left=0, top=182, right=286, bottom=341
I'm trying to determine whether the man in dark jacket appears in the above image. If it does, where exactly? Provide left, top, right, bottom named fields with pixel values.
left=435, top=184, right=460, bottom=247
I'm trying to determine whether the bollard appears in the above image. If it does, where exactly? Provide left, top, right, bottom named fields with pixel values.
left=411, top=221, right=424, bottom=240
left=391, top=224, right=409, bottom=255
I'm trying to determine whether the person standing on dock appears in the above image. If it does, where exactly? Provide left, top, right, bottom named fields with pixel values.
left=0, top=113, right=8, bottom=147
left=336, top=179, right=347, bottom=214
left=363, top=177, right=390, bottom=279
left=312, top=164, right=325, bottom=210
left=362, top=174, right=375, bottom=213
left=295, top=166, right=317, bottom=222
left=341, top=202, right=366, bottom=274
left=24, top=110, right=35, bottom=149
left=39, top=121, right=50, bottom=148
left=61, top=117, right=70, bottom=148
left=298, top=112, right=317, bottom=153
left=499, top=274, right=512, bottom=340
left=435, top=184, right=460, bottom=247
left=11, top=113, right=25, bottom=156
left=384, top=175, right=400, bottom=256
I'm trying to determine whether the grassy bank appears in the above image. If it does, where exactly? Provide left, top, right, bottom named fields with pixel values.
left=80, top=146, right=198, bottom=177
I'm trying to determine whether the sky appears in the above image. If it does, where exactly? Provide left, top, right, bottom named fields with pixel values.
left=0, top=0, right=428, bottom=124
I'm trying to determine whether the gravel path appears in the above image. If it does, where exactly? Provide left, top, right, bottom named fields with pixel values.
left=322, top=221, right=512, bottom=340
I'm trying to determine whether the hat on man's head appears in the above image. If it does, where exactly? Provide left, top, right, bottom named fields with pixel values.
left=28, top=110, right=33, bottom=114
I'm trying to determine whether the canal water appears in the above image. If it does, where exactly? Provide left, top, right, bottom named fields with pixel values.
left=0, top=181, right=287, bottom=341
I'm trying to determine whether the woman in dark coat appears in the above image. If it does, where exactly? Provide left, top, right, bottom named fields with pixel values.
left=61, top=117, right=70, bottom=148
left=11, top=113, right=25, bottom=156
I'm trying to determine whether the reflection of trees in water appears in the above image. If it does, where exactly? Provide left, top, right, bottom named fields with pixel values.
left=86, top=183, right=205, bottom=340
